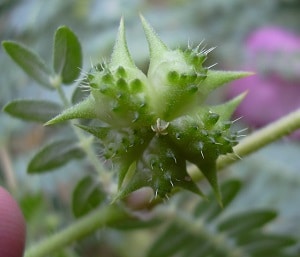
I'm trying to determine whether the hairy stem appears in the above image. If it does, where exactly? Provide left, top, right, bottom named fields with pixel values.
left=217, top=108, right=300, bottom=169
left=55, top=82, right=70, bottom=108
left=55, top=82, right=114, bottom=194
left=24, top=204, right=129, bottom=257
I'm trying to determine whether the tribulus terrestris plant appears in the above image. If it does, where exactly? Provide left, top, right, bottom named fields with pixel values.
left=2, top=15, right=300, bottom=257
left=45, top=16, right=249, bottom=203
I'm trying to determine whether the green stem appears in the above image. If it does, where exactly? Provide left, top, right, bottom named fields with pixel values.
left=51, top=75, right=69, bottom=108
left=217, top=108, right=300, bottom=169
left=74, top=127, right=114, bottom=192
left=24, top=204, right=128, bottom=257
left=56, top=83, right=69, bottom=108
left=54, top=81, right=113, bottom=193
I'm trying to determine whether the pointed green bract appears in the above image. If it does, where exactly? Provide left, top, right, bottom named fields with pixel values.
left=140, top=14, right=168, bottom=73
left=197, top=70, right=253, bottom=103
left=45, top=96, right=96, bottom=125
left=202, top=70, right=253, bottom=90
left=46, top=16, right=251, bottom=203
left=196, top=161, right=222, bottom=206
left=141, top=15, right=208, bottom=119
left=110, top=17, right=135, bottom=69
left=75, top=124, right=110, bottom=139
left=210, top=92, right=247, bottom=122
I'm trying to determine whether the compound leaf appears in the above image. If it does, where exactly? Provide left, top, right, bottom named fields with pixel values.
left=147, top=179, right=297, bottom=257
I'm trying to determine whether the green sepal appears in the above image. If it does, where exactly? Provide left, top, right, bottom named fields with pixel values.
left=116, top=136, right=204, bottom=200
left=140, top=14, right=168, bottom=73
left=75, top=124, right=110, bottom=140
left=45, top=95, right=96, bottom=125
left=174, top=177, right=205, bottom=198
left=141, top=16, right=200, bottom=119
left=110, top=17, right=136, bottom=69
left=194, top=160, right=222, bottom=206
left=210, top=92, right=247, bottom=123
left=198, top=70, right=253, bottom=103
left=109, top=17, right=148, bottom=85
left=84, top=18, right=150, bottom=128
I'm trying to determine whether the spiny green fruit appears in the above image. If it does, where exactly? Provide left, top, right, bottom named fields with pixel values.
left=46, top=16, right=250, bottom=204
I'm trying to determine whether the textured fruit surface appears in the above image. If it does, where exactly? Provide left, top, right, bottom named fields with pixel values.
left=47, top=16, right=249, bottom=202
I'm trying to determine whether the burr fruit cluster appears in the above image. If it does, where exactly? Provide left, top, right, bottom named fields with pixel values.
left=47, top=16, right=248, bottom=203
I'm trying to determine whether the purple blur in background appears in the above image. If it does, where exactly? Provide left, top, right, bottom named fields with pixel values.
left=227, top=27, right=300, bottom=136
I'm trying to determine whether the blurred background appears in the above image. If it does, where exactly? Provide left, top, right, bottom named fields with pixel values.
left=1, top=0, right=300, bottom=256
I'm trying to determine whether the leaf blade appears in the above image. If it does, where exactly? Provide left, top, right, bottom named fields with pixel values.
left=147, top=224, right=191, bottom=257
left=27, top=139, right=85, bottom=173
left=2, top=41, right=53, bottom=89
left=194, top=179, right=242, bottom=221
left=218, top=210, right=277, bottom=236
left=72, top=176, right=105, bottom=218
left=3, top=99, right=62, bottom=123
left=53, top=26, right=82, bottom=84
left=237, top=232, right=296, bottom=256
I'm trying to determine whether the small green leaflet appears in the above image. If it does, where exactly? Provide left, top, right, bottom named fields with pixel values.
left=2, top=41, right=53, bottom=89
left=3, top=99, right=61, bottom=123
left=53, top=26, right=82, bottom=84
left=28, top=139, right=85, bottom=173
left=72, top=176, right=105, bottom=218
